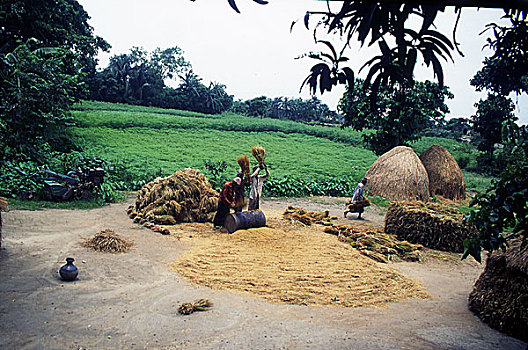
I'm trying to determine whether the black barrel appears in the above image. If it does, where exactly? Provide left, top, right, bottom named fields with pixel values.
left=224, top=210, right=266, bottom=234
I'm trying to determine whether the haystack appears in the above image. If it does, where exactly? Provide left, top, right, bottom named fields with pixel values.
left=468, top=239, right=528, bottom=342
left=365, top=146, right=430, bottom=202
left=128, top=168, right=219, bottom=226
left=82, top=229, right=134, bottom=253
left=384, top=201, right=475, bottom=252
left=419, top=145, right=466, bottom=200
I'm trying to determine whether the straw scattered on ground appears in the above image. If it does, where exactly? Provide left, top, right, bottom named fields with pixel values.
left=171, top=225, right=429, bottom=307
left=81, top=229, right=134, bottom=253
left=282, top=206, right=337, bottom=226
left=323, top=224, right=423, bottom=263
left=177, top=298, right=214, bottom=315
left=385, top=201, right=475, bottom=253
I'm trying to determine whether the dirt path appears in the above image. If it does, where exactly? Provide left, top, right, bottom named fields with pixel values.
left=0, top=197, right=526, bottom=349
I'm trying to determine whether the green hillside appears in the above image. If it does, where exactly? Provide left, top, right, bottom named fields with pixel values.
left=71, top=101, right=491, bottom=196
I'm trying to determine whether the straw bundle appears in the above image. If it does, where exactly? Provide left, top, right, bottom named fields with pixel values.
left=178, top=298, right=214, bottom=315
left=237, top=154, right=250, bottom=179
left=365, top=146, right=430, bottom=202
left=384, top=201, right=475, bottom=252
left=468, top=239, right=528, bottom=342
left=251, top=145, right=266, bottom=167
left=324, top=224, right=423, bottom=263
left=81, top=229, right=134, bottom=253
left=283, top=206, right=337, bottom=226
left=419, top=145, right=466, bottom=200
left=128, top=168, right=219, bottom=228
left=346, top=199, right=370, bottom=213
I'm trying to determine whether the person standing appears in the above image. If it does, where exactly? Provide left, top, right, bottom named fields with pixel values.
left=214, top=177, right=241, bottom=228
left=248, top=164, right=270, bottom=211
left=345, top=177, right=368, bottom=219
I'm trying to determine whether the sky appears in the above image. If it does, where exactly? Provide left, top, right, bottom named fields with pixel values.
left=78, top=0, right=527, bottom=124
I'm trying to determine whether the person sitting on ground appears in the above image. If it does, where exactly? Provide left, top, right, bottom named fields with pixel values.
left=214, top=177, right=241, bottom=228
left=248, top=163, right=270, bottom=211
left=345, top=177, right=368, bottom=220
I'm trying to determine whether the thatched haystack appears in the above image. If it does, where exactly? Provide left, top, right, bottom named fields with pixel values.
left=128, top=168, right=219, bottom=226
left=365, top=146, right=430, bottom=202
left=384, top=201, right=475, bottom=252
left=468, top=239, right=528, bottom=342
left=419, top=145, right=466, bottom=200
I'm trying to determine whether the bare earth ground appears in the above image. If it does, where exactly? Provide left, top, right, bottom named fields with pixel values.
left=0, top=197, right=526, bottom=350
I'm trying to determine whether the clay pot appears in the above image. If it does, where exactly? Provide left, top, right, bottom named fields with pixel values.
left=59, top=257, right=78, bottom=281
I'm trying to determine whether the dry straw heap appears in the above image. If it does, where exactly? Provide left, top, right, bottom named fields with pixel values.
left=469, top=238, right=528, bottom=342
left=251, top=145, right=266, bottom=167
left=419, top=145, right=466, bottom=200
left=81, top=229, right=134, bottom=253
left=127, top=168, right=219, bottom=227
left=365, top=146, right=430, bottom=202
left=283, top=206, right=338, bottom=226
left=385, top=201, right=475, bottom=252
left=177, top=298, right=214, bottom=315
left=324, top=224, right=423, bottom=263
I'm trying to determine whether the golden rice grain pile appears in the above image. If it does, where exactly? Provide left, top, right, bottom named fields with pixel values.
left=282, top=206, right=337, bottom=226
left=171, top=226, right=429, bottom=307
left=237, top=154, right=250, bottom=179
left=127, top=168, right=219, bottom=228
left=468, top=238, right=528, bottom=342
left=251, top=145, right=266, bottom=167
left=177, top=298, right=214, bottom=315
left=324, top=224, right=423, bottom=263
left=384, top=201, right=475, bottom=253
left=81, top=229, right=134, bottom=253
left=419, top=145, right=466, bottom=200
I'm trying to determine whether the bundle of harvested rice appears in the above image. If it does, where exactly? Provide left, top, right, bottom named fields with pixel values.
left=178, top=298, right=213, bottom=315
left=237, top=154, right=250, bottom=179
left=81, top=229, right=134, bottom=253
left=127, top=168, right=219, bottom=229
left=283, top=206, right=337, bottom=226
left=323, top=224, right=422, bottom=263
left=346, top=198, right=370, bottom=213
left=384, top=201, right=475, bottom=252
left=251, top=145, right=266, bottom=167
left=468, top=239, right=528, bottom=342
left=365, top=146, right=430, bottom=202
left=419, top=145, right=466, bottom=200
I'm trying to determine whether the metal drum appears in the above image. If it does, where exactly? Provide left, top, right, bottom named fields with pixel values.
left=224, top=210, right=266, bottom=234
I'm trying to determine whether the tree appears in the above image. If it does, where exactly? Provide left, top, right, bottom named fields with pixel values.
left=338, top=78, right=452, bottom=155
left=471, top=93, right=516, bottom=171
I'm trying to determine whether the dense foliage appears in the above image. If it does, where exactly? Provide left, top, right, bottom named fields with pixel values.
left=231, top=96, right=338, bottom=123
left=338, top=79, right=453, bottom=155
left=89, top=47, right=233, bottom=114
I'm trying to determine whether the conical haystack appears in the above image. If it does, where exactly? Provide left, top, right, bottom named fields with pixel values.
left=419, top=145, right=466, bottom=200
left=128, top=168, right=219, bottom=226
left=365, top=146, right=430, bottom=202
left=468, top=239, right=528, bottom=342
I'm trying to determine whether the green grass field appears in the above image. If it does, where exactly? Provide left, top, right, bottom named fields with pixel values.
left=71, top=101, right=493, bottom=195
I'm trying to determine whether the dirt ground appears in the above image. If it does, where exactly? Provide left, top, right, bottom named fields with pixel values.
left=0, top=196, right=526, bottom=349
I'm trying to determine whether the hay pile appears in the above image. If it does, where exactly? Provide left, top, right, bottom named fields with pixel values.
left=468, top=239, right=528, bottom=342
left=171, top=226, right=429, bottom=307
left=324, top=224, right=423, bottom=263
left=384, top=201, right=475, bottom=252
left=81, top=229, right=134, bottom=253
left=419, top=145, right=466, bottom=200
left=127, top=168, right=219, bottom=228
left=346, top=198, right=370, bottom=213
left=282, top=206, right=337, bottom=226
left=365, top=146, right=430, bottom=202
left=251, top=145, right=266, bottom=167
left=177, top=298, right=214, bottom=315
